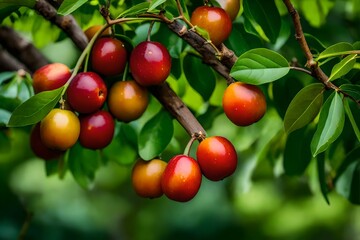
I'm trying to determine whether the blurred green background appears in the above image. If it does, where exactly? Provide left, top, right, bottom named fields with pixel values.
left=1, top=0, right=360, bottom=239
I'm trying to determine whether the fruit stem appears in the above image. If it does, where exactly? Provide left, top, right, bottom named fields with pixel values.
left=147, top=21, right=155, bottom=41
left=183, top=135, right=197, bottom=156
left=122, top=62, right=128, bottom=81
left=183, top=131, right=206, bottom=156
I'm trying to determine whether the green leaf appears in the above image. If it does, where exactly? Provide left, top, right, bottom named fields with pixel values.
left=344, top=98, right=360, bottom=142
left=283, top=127, right=313, bottom=176
left=68, top=142, right=100, bottom=189
left=148, top=0, right=166, bottom=11
left=7, top=87, right=63, bottom=127
left=316, top=42, right=354, bottom=61
left=284, top=83, right=324, bottom=134
left=317, top=153, right=330, bottom=205
left=138, top=110, right=173, bottom=160
left=304, top=33, right=327, bottom=54
left=340, top=84, right=360, bottom=101
left=0, top=72, right=15, bottom=85
left=103, top=123, right=138, bottom=165
left=299, top=0, right=335, bottom=28
left=328, top=54, right=357, bottom=81
left=183, top=54, right=216, bottom=101
left=57, top=0, right=88, bottom=15
left=335, top=146, right=360, bottom=205
left=117, top=2, right=150, bottom=18
left=243, top=0, right=281, bottom=43
left=230, top=48, right=290, bottom=84
left=311, top=92, right=345, bottom=156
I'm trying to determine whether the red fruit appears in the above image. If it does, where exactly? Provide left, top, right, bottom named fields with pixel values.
left=32, top=63, right=71, bottom=93
left=91, top=37, right=127, bottom=76
left=66, top=72, right=107, bottom=114
left=79, top=110, right=115, bottom=149
left=30, top=123, right=63, bottom=160
left=131, top=159, right=167, bottom=198
left=222, top=82, right=266, bottom=126
left=190, top=6, right=232, bottom=46
left=196, top=136, right=237, bottom=181
left=129, top=41, right=171, bottom=86
left=161, top=155, right=202, bottom=202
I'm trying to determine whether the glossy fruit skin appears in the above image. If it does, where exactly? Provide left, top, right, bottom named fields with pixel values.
left=91, top=37, right=127, bottom=76
left=129, top=41, right=171, bottom=86
left=161, top=155, right=202, bottom=202
left=66, top=72, right=107, bottom=114
left=222, top=82, right=266, bottom=126
left=108, top=80, right=149, bottom=122
left=40, top=109, right=80, bottom=151
left=132, top=159, right=167, bottom=198
left=32, top=63, right=71, bottom=94
left=84, top=25, right=111, bottom=41
left=217, top=0, right=241, bottom=21
left=190, top=6, right=232, bottom=46
left=79, top=110, right=115, bottom=149
left=196, top=136, right=237, bottom=181
left=30, top=123, right=63, bottom=160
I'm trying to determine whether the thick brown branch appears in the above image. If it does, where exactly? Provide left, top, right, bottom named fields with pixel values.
left=0, top=26, right=49, bottom=72
left=150, top=83, right=206, bottom=136
left=282, top=0, right=340, bottom=91
left=0, top=47, right=31, bottom=73
left=167, top=20, right=236, bottom=85
left=34, top=0, right=88, bottom=50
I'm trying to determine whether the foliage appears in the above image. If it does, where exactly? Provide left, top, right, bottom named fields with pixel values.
left=0, top=1, right=360, bottom=237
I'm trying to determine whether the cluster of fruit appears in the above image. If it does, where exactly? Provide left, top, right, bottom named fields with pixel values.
left=30, top=34, right=171, bottom=159
left=132, top=136, right=238, bottom=202
left=29, top=2, right=267, bottom=203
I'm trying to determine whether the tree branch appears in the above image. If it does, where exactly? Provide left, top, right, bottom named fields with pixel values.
left=167, top=20, right=236, bottom=85
left=0, top=47, right=31, bottom=73
left=30, top=2, right=206, bottom=139
left=0, top=26, right=49, bottom=72
left=282, top=0, right=340, bottom=91
left=34, top=0, right=88, bottom=50
left=149, top=83, right=205, bottom=137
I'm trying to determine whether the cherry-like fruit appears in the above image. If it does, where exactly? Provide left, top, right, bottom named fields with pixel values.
left=32, top=63, right=71, bottom=94
left=196, top=136, right=237, bottom=181
left=66, top=72, right=107, bottom=114
left=161, top=155, right=202, bottom=202
left=217, top=0, right=241, bottom=21
left=79, top=110, right=115, bottom=149
left=190, top=6, right=232, bottom=46
left=108, top=80, right=149, bottom=122
left=222, top=82, right=266, bottom=126
left=132, top=159, right=167, bottom=198
left=40, top=108, right=80, bottom=151
left=129, top=41, right=171, bottom=86
left=30, top=123, right=64, bottom=160
left=91, top=37, right=127, bottom=76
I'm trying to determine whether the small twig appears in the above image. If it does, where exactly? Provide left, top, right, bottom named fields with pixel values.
left=18, top=211, right=34, bottom=240
left=282, top=0, right=340, bottom=91
left=290, top=66, right=313, bottom=76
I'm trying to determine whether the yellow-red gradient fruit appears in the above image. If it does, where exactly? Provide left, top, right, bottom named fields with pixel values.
left=108, top=80, right=149, bottom=122
left=40, top=109, right=80, bottom=151
left=222, top=82, right=266, bottom=126
left=132, top=159, right=167, bottom=198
